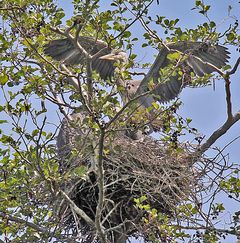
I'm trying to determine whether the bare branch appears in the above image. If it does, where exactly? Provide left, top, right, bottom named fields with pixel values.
left=60, top=190, right=96, bottom=228
left=173, top=224, right=240, bottom=237
left=95, top=128, right=107, bottom=243
left=225, top=77, right=233, bottom=118
left=197, top=112, right=240, bottom=155
left=227, top=57, right=240, bottom=75
left=112, top=0, right=155, bottom=41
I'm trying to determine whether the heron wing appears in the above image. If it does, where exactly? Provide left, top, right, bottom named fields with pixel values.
left=136, top=41, right=230, bottom=105
left=44, top=36, right=115, bottom=79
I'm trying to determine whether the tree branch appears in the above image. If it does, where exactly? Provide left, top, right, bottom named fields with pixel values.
left=60, top=190, right=95, bottom=228
left=227, top=57, right=240, bottom=75
left=95, top=128, right=107, bottom=243
left=224, top=77, right=233, bottom=118
left=174, top=224, right=240, bottom=237
left=197, top=112, right=240, bottom=155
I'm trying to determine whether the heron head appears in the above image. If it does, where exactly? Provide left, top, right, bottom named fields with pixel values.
left=99, top=50, right=128, bottom=64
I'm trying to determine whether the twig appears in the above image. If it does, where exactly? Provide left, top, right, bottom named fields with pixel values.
left=227, top=57, right=240, bottom=75
left=60, top=190, right=95, bottom=228
left=49, top=26, right=92, bottom=60
left=173, top=224, right=240, bottom=237
left=197, top=112, right=240, bottom=155
left=112, top=0, right=155, bottom=41
left=59, top=64, right=79, bottom=89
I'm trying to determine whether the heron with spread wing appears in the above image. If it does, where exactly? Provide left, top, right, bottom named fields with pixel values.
left=44, top=36, right=230, bottom=107
left=44, top=35, right=229, bottom=139
left=44, top=36, right=128, bottom=80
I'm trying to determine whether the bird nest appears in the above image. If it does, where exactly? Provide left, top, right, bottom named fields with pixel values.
left=56, top=132, right=199, bottom=241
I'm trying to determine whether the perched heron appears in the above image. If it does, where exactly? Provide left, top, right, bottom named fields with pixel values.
left=44, top=37, right=230, bottom=107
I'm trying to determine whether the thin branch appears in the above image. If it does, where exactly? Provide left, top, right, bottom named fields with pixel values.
left=197, top=111, right=240, bottom=155
left=112, top=0, right=155, bottom=41
left=49, top=26, right=92, bottom=60
left=60, top=190, right=96, bottom=228
left=173, top=224, right=240, bottom=237
left=86, top=61, right=93, bottom=107
left=106, top=89, right=152, bottom=130
left=95, top=128, right=107, bottom=243
left=59, top=64, right=79, bottom=89
left=224, top=77, right=233, bottom=118
left=227, top=57, right=240, bottom=75
left=0, top=6, right=23, bottom=10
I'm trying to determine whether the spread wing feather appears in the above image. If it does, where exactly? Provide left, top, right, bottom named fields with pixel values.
left=136, top=41, right=230, bottom=106
left=44, top=36, right=115, bottom=79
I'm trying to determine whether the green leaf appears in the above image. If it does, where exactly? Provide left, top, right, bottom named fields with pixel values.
left=209, top=21, right=216, bottom=28
left=31, top=130, right=39, bottom=137
left=0, top=120, right=8, bottom=124
left=123, top=31, right=131, bottom=38
left=0, top=74, right=9, bottom=85
left=227, top=32, right=235, bottom=41
left=142, top=43, right=148, bottom=47
left=196, top=0, right=202, bottom=7
left=167, top=52, right=181, bottom=61
left=186, top=118, right=192, bottom=124
left=152, top=102, right=159, bottom=110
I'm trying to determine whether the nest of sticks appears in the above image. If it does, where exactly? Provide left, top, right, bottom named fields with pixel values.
left=56, top=120, right=199, bottom=241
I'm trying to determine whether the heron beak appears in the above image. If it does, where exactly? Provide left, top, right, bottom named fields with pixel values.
left=99, top=53, right=116, bottom=61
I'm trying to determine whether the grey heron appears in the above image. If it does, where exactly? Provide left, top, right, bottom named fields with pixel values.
left=44, top=37, right=229, bottom=106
